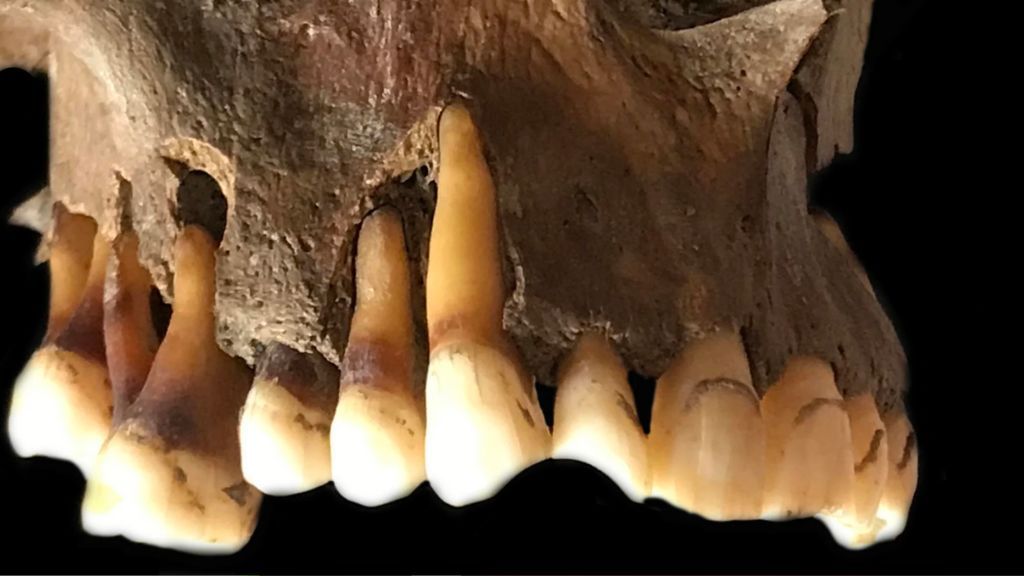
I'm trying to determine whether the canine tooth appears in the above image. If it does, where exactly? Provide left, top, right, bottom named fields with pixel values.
left=648, top=331, right=765, bottom=520
left=761, top=357, right=855, bottom=520
left=239, top=344, right=339, bottom=495
left=330, top=208, right=425, bottom=506
left=875, top=407, right=917, bottom=543
left=424, top=103, right=550, bottom=507
left=552, top=333, right=649, bottom=502
left=7, top=217, right=112, bottom=475
left=82, top=226, right=259, bottom=554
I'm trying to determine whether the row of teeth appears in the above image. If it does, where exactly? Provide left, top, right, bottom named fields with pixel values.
left=6, top=103, right=916, bottom=555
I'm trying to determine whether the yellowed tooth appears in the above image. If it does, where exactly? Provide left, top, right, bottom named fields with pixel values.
left=239, top=344, right=339, bottom=496
left=7, top=210, right=112, bottom=476
left=552, top=333, right=649, bottom=502
left=330, top=207, right=425, bottom=507
left=761, top=357, right=855, bottom=520
left=648, top=330, right=764, bottom=520
left=424, top=102, right=550, bottom=507
left=82, top=225, right=259, bottom=555
left=875, top=406, right=917, bottom=543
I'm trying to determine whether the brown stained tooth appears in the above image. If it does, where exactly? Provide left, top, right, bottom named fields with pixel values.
left=874, top=406, right=918, bottom=543
left=761, top=357, right=855, bottom=520
left=239, top=344, right=340, bottom=496
left=82, top=225, right=259, bottom=554
left=551, top=333, right=649, bottom=502
left=424, top=103, right=551, bottom=507
left=7, top=211, right=112, bottom=476
left=648, top=330, right=765, bottom=520
left=330, top=207, right=426, bottom=506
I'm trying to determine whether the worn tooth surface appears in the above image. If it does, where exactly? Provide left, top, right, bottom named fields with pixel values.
left=874, top=406, right=917, bottom=543
left=761, top=357, right=855, bottom=520
left=82, top=226, right=259, bottom=554
left=330, top=207, right=425, bottom=507
left=8, top=209, right=111, bottom=476
left=239, top=344, right=340, bottom=496
left=648, top=330, right=764, bottom=520
left=424, top=103, right=551, bottom=507
left=552, top=333, right=649, bottom=502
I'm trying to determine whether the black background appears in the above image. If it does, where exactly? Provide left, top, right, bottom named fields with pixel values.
left=0, top=0, right=1006, bottom=572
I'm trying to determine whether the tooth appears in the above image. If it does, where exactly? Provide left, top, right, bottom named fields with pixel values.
left=551, top=333, right=649, bottom=502
left=761, top=357, right=855, bottom=520
left=82, top=226, right=259, bottom=554
left=874, top=406, right=917, bottom=543
left=812, top=211, right=875, bottom=298
left=330, top=207, right=425, bottom=506
left=7, top=208, right=112, bottom=476
left=817, top=393, right=889, bottom=549
left=424, top=103, right=551, bottom=506
left=239, top=344, right=339, bottom=495
left=648, top=330, right=765, bottom=520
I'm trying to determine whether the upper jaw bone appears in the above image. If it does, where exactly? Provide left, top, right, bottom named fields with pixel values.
left=424, top=103, right=551, bottom=507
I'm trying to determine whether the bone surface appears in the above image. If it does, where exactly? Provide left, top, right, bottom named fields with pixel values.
left=875, top=407, right=917, bottom=543
left=82, top=226, right=259, bottom=554
left=330, top=208, right=425, bottom=506
left=552, top=333, right=649, bottom=502
left=648, top=330, right=765, bottom=520
left=424, top=103, right=551, bottom=507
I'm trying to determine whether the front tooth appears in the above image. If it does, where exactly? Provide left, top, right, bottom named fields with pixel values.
left=82, top=226, right=259, bottom=554
left=239, top=344, right=340, bottom=496
left=551, top=333, right=649, bottom=502
left=875, top=406, right=917, bottom=543
left=424, top=102, right=551, bottom=507
left=761, top=357, right=855, bottom=520
left=330, top=207, right=426, bottom=507
left=7, top=209, right=112, bottom=476
left=648, top=330, right=765, bottom=520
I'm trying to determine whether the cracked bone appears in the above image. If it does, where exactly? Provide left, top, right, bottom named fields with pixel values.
left=330, top=207, right=426, bottom=506
left=81, top=226, right=259, bottom=554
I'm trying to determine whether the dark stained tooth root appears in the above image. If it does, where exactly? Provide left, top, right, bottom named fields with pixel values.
left=874, top=406, right=918, bottom=543
left=552, top=332, right=649, bottom=502
left=330, top=207, right=426, bottom=506
left=82, top=225, right=260, bottom=554
left=424, top=103, right=551, bottom=507
left=239, top=343, right=340, bottom=496
left=648, top=330, right=765, bottom=520
left=7, top=211, right=112, bottom=476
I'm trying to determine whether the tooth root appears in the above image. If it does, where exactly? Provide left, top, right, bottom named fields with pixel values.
left=239, top=344, right=339, bottom=496
left=648, top=331, right=765, bottom=520
left=874, top=406, right=917, bottom=543
left=82, top=225, right=260, bottom=554
left=552, top=333, right=649, bottom=502
left=761, top=357, right=855, bottom=520
left=424, top=103, right=551, bottom=507
left=330, top=207, right=425, bottom=506
left=7, top=216, right=112, bottom=476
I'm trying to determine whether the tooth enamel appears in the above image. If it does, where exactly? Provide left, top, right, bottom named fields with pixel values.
left=424, top=103, right=551, bottom=507
left=648, top=330, right=765, bottom=520
left=551, top=333, right=649, bottom=502
left=874, top=406, right=917, bottom=543
left=239, top=344, right=339, bottom=495
left=330, top=208, right=425, bottom=506
left=82, top=225, right=259, bottom=554
left=7, top=212, right=112, bottom=476
left=761, top=357, right=855, bottom=520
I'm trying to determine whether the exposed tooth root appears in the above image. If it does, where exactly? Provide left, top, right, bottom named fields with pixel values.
left=649, top=331, right=764, bottom=520
left=239, top=344, right=340, bottom=496
left=552, top=333, right=649, bottom=502
left=424, top=103, right=551, bottom=507
left=82, top=226, right=259, bottom=554
left=7, top=216, right=112, bottom=476
left=330, top=207, right=425, bottom=506
left=761, top=357, right=855, bottom=520
left=874, top=406, right=917, bottom=543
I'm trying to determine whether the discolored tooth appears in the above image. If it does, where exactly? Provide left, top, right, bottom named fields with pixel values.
left=817, top=393, right=889, bottom=549
left=761, top=357, right=855, bottom=520
left=424, top=102, right=551, bottom=507
left=82, top=226, right=259, bottom=554
left=874, top=406, right=917, bottom=543
left=7, top=210, right=112, bottom=476
left=331, top=207, right=425, bottom=506
left=239, top=344, right=340, bottom=496
left=648, top=330, right=764, bottom=520
left=552, top=333, right=648, bottom=502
